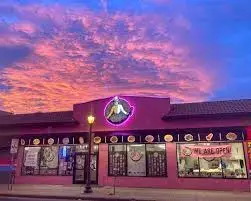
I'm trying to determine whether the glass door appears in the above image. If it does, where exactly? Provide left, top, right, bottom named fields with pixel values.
left=73, top=153, right=98, bottom=184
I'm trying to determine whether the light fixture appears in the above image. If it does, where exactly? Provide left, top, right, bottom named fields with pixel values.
left=87, top=115, right=95, bottom=124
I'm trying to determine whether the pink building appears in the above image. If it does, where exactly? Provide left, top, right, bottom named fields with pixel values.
left=1, top=96, right=251, bottom=191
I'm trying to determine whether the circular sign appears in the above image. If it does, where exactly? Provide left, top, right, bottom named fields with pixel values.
left=94, top=136, right=101, bottom=144
left=48, top=138, right=54, bottom=145
left=130, top=151, right=142, bottom=161
left=62, top=137, right=70, bottom=145
left=145, top=135, right=154, bottom=143
left=184, top=134, right=193, bottom=142
left=79, top=137, right=84, bottom=144
left=33, top=139, right=40, bottom=145
left=226, top=132, right=237, bottom=141
left=127, top=135, right=135, bottom=143
left=104, top=96, right=133, bottom=125
left=182, top=147, right=192, bottom=156
left=164, top=134, right=173, bottom=142
left=110, top=136, right=118, bottom=143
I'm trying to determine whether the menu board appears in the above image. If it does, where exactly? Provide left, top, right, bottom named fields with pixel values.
left=109, top=145, right=127, bottom=176
left=147, top=151, right=166, bottom=176
left=127, top=144, right=146, bottom=176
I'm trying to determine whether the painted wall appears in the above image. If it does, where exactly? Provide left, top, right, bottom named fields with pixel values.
left=73, top=96, right=171, bottom=132
left=98, top=143, right=250, bottom=191
left=15, top=143, right=250, bottom=191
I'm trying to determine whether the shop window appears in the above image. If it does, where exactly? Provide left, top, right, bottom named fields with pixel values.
left=108, top=144, right=167, bottom=177
left=177, top=145, right=199, bottom=177
left=221, top=143, right=247, bottom=178
left=127, top=144, right=146, bottom=176
left=58, top=146, right=74, bottom=176
left=108, top=145, right=127, bottom=176
left=177, top=142, right=247, bottom=179
left=39, top=146, right=59, bottom=175
left=146, top=144, right=167, bottom=177
left=22, top=147, right=41, bottom=175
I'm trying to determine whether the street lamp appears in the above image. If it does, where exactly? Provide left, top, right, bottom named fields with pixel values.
left=84, top=115, right=95, bottom=193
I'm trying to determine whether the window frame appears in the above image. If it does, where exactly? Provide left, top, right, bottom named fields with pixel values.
left=176, top=142, right=248, bottom=179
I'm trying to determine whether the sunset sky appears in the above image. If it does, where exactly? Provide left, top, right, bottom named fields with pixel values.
left=0, top=0, right=251, bottom=113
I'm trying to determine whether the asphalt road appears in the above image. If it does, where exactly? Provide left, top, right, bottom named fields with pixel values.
left=0, top=198, right=94, bottom=201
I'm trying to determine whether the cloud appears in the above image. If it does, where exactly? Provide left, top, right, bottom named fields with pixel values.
left=0, top=2, right=213, bottom=113
left=0, top=45, right=31, bottom=69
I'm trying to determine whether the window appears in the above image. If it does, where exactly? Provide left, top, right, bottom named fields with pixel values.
left=127, top=144, right=146, bottom=176
left=22, top=146, right=59, bottom=176
left=58, top=146, right=74, bottom=176
left=146, top=144, right=167, bottom=177
left=22, top=147, right=41, bottom=175
left=22, top=144, right=97, bottom=176
left=40, top=146, right=59, bottom=175
left=221, top=143, right=247, bottom=178
left=109, top=145, right=127, bottom=176
left=108, top=144, right=167, bottom=177
left=177, top=142, right=247, bottom=179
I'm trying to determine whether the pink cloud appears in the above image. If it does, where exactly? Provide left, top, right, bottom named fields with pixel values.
left=0, top=3, right=214, bottom=113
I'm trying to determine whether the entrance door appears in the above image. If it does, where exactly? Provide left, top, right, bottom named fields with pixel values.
left=73, top=153, right=98, bottom=184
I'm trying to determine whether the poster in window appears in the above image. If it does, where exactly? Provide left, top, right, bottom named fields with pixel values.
left=127, top=144, right=146, bottom=176
left=58, top=146, right=74, bottom=176
left=40, top=146, right=59, bottom=175
left=146, top=144, right=167, bottom=176
left=22, top=147, right=41, bottom=175
left=109, top=145, right=126, bottom=176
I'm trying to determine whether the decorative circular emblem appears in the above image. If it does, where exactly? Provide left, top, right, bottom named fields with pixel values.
left=145, top=135, right=154, bottom=143
left=110, top=136, right=118, bottom=143
left=226, top=132, right=237, bottom=141
left=164, top=134, right=173, bottom=142
left=127, top=135, right=135, bottom=143
left=79, top=137, right=84, bottom=144
left=33, top=138, right=40, bottom=145
left=94, top=136, right=101, bottom=144
left=130, top=150, right=143, bottom=161
left=182, top=147, right=192, bottom=156
left=104, top=96, right=134, bottom=126
left=48, top=138, right=54, bottom=145
left=20, top=139, right=25, bottom=146
left=184, top=134, right=193, bottom=142
left=62, top=137, right=70, bottom=145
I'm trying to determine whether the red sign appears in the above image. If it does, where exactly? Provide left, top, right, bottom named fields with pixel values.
left=181, top=144, right=232, bottom=158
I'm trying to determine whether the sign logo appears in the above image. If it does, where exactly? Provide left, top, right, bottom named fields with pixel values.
left=104, top=96, right=134, bottom=125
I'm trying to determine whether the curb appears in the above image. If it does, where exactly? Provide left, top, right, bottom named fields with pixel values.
left=0, top=193, right=155, bottom=201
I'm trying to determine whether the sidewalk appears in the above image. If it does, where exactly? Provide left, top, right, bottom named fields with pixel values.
left=0, top=184, right=251, bottom=201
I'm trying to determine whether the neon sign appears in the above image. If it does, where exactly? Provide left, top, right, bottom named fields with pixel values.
left=104, top=96, right=134, bottom=126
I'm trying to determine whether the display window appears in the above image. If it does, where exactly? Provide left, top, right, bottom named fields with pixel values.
left=39, top=146, right=59, bottom=175
left=22, top=144, right=98, bottom=176
left=177, top=142, right=247, bottom=179
left=108, top=144, right=167, bottom=177
left=58, top=146, right=74, bottom=176
left=22, top=147, right=41, bottom=175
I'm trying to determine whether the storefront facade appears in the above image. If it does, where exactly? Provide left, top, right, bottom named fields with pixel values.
left=1, top=96, right=251, bottom=191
